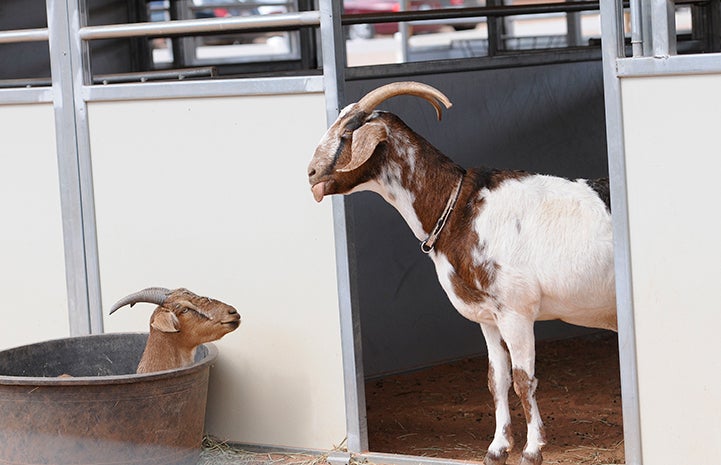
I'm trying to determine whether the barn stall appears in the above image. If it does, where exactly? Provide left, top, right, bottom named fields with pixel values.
left=1, top=1, right=720, bottom=464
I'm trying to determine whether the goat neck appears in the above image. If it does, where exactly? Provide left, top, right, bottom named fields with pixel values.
left=366, top=114, right=466, bottom=243
left=137, top=329, right=196, bottom=374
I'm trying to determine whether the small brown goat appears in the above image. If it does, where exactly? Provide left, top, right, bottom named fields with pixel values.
left=110, top=287, right=241, bottom=374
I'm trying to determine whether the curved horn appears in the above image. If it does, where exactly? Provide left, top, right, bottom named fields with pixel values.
left=356, top=81, right=453, bottom=120
left=109, top=287, right=172, bottom=315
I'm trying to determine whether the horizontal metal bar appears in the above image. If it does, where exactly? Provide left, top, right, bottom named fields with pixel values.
left=360, top=451, right=484, bottom=465
left=0, top=77, right=52, bottom=89
left=616, top=52, right=721, bottom=76
left=79, top=11, right=320, bottom=40
left=341, top=1, right=602, bottom=26
left=189, top=1, right=294, bottom=11
left=93, top=67, right=217, bottom=85
left=0, top=28, right=49, bottom=44
left=346, top=47, right=602, bottom=81
left=342, top=0, right=701, bottom=26
left=0, top=87, right=54, bottom=104
left=82, top=74, right=323, bottom=102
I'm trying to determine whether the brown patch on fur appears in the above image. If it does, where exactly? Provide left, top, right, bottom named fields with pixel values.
left=485, top=366, right=512, bottom=465
left=512, top=368, right=547, bottom=448
left=487, top=363, right=514, bottom=452
left=433, top=168, right=530, bottom=305
left=322, top=139, right=390, bottom=197
left=487, top=362, right=497, bottom=399
left=500, top=338, right=509, bottom=354
left=487, top=356, right=511, bottom=401
left=519, top=451, right=543, bottom=465
left=503, top=423, right=514, bottom=450
left=484, top=450, right=509, bottom=465
left=512, top=368, right=535, bottom=425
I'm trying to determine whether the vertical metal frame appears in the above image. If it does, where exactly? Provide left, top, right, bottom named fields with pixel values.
left=630, top=0, right=644, bottom=56
left=633, top=0, right=678, bottom=58
left=650, top=0, right=677, bottom=56
left=46, top=0, right=104, bottom=336
left=486, top=0, right=504, bottom=55
left=599, top=1, right=643, bottom=464
left=318, top=0, right=369, bottom=454
left=70, top=0, right=104, bottom=335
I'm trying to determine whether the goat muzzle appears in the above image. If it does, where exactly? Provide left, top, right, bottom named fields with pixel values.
left=223, top=318, right=241, bottom=328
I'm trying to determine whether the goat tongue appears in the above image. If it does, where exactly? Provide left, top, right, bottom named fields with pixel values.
left=311, top=182, right=326, bottom=203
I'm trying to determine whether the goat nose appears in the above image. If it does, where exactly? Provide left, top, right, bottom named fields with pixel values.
left=308, top=167, right=316, bottom=178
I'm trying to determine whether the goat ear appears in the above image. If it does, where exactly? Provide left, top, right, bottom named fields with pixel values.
left=337, top=121, right=387, bottom=173
left=151, top=311, right=180, bottom=333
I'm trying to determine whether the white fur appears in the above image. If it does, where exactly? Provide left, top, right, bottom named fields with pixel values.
left=472, top=176, right=616, bottom=329
left=383, top=174, right=616, bottom=464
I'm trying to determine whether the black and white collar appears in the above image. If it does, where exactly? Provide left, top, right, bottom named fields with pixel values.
left=420, top=175, right=464, bottom=254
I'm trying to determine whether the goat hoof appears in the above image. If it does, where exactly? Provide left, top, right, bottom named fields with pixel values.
left=483, top=450, right=508, bottom=465
left=519, top=451, right=543, bottom=465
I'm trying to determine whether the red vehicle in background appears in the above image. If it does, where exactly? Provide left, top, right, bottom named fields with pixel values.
left=343, top=0, right=481, bottom=39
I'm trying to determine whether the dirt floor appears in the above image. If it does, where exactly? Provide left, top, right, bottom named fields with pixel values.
left=365, top=331, right=624, bottom=465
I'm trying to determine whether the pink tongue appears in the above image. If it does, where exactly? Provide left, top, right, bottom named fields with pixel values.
left=311, top=182, right=326, bottom=203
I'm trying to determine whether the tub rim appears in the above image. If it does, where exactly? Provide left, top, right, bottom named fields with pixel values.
left=0, top=332, right=218, bottom=386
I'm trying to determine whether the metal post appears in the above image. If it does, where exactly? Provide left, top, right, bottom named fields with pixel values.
left=599, top=0, right=643, bottom=464
left=631, top=0, right=644, bottom=56
left=650, top=0, right=677, bottom=57
left=319, top=0, right=369, bottom=455
left=170, top=0, right=191, bottom=68
left=566, top=0, right=583, bottom=47
left=46, top=0, right=104, bottom=336
left=398, top=0, right=410, bottom=62
left=486, top=0, right=503, bottom=56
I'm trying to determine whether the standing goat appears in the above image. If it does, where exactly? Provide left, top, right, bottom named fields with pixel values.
left=110, top=287, right=241, bottom=374
left=307, top=82, right=617, bottom=465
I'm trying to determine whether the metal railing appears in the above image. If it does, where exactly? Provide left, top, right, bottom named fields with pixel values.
left=341, top=1, right=604, bottom=27
left=0, top=28, right=49, bottom=44
left=79, top=10, right=320, bottom=40
left=0, top=0, right=712, bottom=89
left=0, top=10, right=321, bottom=89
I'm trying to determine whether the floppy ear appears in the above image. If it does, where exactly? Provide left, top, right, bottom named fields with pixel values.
left=337, top=121, right=387, bottom=173
left=151, top=310, right=180, bottom=333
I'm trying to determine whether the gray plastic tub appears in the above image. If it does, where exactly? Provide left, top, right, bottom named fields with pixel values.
left=0, top=333, right=217, bottom=465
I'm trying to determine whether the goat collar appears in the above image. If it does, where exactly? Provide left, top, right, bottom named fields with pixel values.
left=421, top=175, right=464, bottom=254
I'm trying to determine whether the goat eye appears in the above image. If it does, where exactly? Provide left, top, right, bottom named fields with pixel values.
left=180, top=308, right=190, bottom=314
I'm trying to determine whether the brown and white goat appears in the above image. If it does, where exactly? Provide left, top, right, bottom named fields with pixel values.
left=110, top=287, right=241, bottom=374
left=307, top=82, right=617, bottom=465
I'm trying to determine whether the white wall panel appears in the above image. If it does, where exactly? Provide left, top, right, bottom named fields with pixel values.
left=0, top=103, right=69, bottom=350
left=88, top=93, right=346, bottom=449
left=621, top=74, right=721, bottom=464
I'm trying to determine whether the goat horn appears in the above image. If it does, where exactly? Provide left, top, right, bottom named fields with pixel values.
left=109, top=287, right=172, bottom=315
left=356, top=81, right=452, bottom=120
